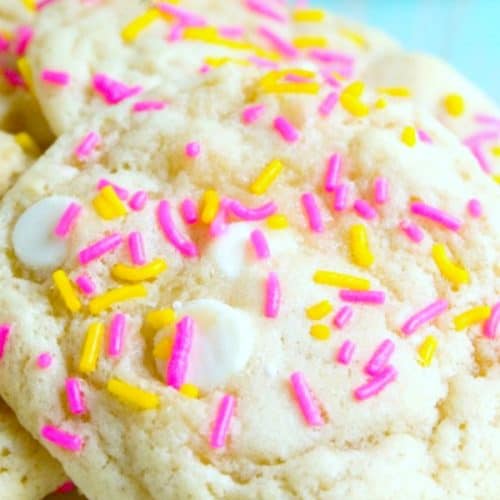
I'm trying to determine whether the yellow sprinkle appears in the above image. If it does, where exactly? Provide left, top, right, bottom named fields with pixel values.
left=292, top=35, right=328, bottom=49
left=494, top=174, right=500, bottom=184
left=454, top=306, right=491, bottom=331
left=259, top=68, right=316, bottom=89
left=79, top=323, right=104, bottom=373
left=309, top=324, right=331, bottom=341
left=180, top=384, right=199, bottom=399
left=313, top=270, right=370, bottom=290
left=153, top=336, right=172, bottom=360
left=52, top=270, right=81, bottom=313
left=432, top=244, right=469, bottom=287
left=339, top=93, right=369, bottom=117
left=378, top=87, right=412, bottom=98
left=338, top=28, right=367, bottom=48
left=200, top=189, right=220, bottom=224
left=491, top=145, right=500, bottom=157
left=22, top=0, right=36, bottom=11
left=262, top=82, right=320, bottom=95
left=146, top=308, right=176, bottom=330
left=401, top=126, right=417, bottom=147
left=350, top=224, right=374, bottom=269
left=292, top=8, right=326, bottom=22
left=17, top=57, right=33, bottom=92
left=418, top=335, right=438, bottom=367
left=14, top=132, right=40, bottom=156
left=121, top=9, right=161, bottom=43
left=182, top=27, right=252, bottom=50
left=443, top=93, right=465, bottom=117
left=89, top=285, right=147, bottom=315
left=107, top=378, right=160, bottom=410
left=267, top=214, right=289, bottom=229
left=374, top=98, right=387, bottom=109
left=205, top=56, right=250, bottom=68
left=343, top=81, right=365, bottom=98
left=306, top=300, right=333, bottom=321
left=250, top=159, right=283, bottom=195
left=111, top=259, right=167, bottom=282
left=93, top=185, right=127, bottom=220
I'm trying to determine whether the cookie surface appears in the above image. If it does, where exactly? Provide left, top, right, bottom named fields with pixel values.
left=0, top=129, right=31, bottom=196
left=0, top=68, right=498, bottom=499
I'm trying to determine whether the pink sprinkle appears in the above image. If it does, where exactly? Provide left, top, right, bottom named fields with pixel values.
left=92, top=73, right=142, bottom=105
left=40, top=425, right=83, bottom=452
left=74, top=131, right=100, bottom=161
left=354, top=199, right=377, bottom=220
left=247, top=56, right=279, bottom=70
left=229, top=200, right=277, bottom=221
left=155, top=2, right=206, bottom=26
left=219, top=26, right=245, bottom=39
left=245, top=0, right=287, bottom=22
left=400, top=220, right=424, bottom=243
left=54, top=202, right=81, bottom=238
left=55, top=481, right=76, bottom=494
left=180, top=198, right=198, bottom=225
left=132, top=100, right=167, bottom=112
left=418, top=129, right=432, bottom=144
left=353, top=365, right=398, bottom=401
left=210, top=394, right=236, bottom=448
left=339, top=290, right=385, bottom=305
left=107, top=313, right=126, bottom=357
left=324, top=153, right=342, bottom=192
left=466, top=143, right=492, bottom=173
left=274, top=116, right=300, bottom=143
left=166, top=316, right=194, bottom=389
left=36, top=352, right=52, bottom=369
left=289, top=371, right=324, bottom=426
left=321, top=70, right=341, bottom=88
left=467, top=198, right=483, bottom=218
left=464, top=130, right=500, bottom=146
left=157, top=200, right=198, bottom=257
left=475, top=114, right=500, bottom=128
left=364, top=339, right=395, bottom=376
left=36, top=0, right=58, bottom=10
left=0, top=35, right=9, bottom=52
left=198, top=64, right=211, bottom=74
left=374, top=177, right=389, bottom=204
left=301, top=193, right=324, bottom=233
left=41, top=70, right=70, bottom=86
left=65, top=378, right=86, bottom=415
left=264, top=272, right=280, bottom=318
left=483, top=302, right=500, bottom=339
left=242, top=104, right=266, bottom=125
left=336, top=340, right=356, bottom=365
left=97, top=179, right=128, bottom=200
left=167, top=23, right=184, bottom=42
left=75, top=274, right=96, bottom=296
left=258, top=27, right=298, bottom=59
left=401, top=299, right=449, bottom=336
left=79, top=233, right=123, bottom=265
left=333, top=306, right=353, bottom=329
left=333, top=184, right=349, bottom=212
left=209, top=200, right=230, bottom=238
left=250, top=229, right=270, bottom=259
left=128, top=191, right=148, bottom=211
left=318, top=91, right=338, bottom=117
left=410, top=202, right=462, bottom=231
left=128, top=232, right=146, bottom=265
left=3, top=68, right=25, bottom=88
left=14, top=26, right=33, bottom=56
left=185, top=142, right=201, bottom=158
left=0, top=324, right=11, bottom=359
left=308, top=49, right=354, bottom=67
left=284, top=73, right=310, bottom=83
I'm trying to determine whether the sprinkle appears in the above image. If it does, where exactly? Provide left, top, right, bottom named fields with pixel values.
left=54, top=202, right=82, bottom=238
left=40, top=426, right=83, bottom=452
left=293, top=8, right=325, bottom=22
left=410, top=202, right=462, bottom=231
left=333, top=184, right=349, bottom=211
left=245, top=0, right=287, bottom=22
left=454, top=306, right=491, bottom=331
left=74, top=131, right=100, bottom=161
left=153, top=337, right=172, bottom=360
left=353, top=365, right=397, bottom=401
left=14, top=132, right=40, bottom=156
left=92, top=73, right=142, bottom=105
left=475, top=114, right=500, bottom=128
left=467, top=199, right=482, bottom=218
left=156, top=2, right=206, bottom=25
left=339, top=290, right=385, bottom=305
left=378, top=87, right=411, bottom=98
left=132, top=100, right=167, bottom=112
left=107, top=313, right=126, bottom=357
left=301, top=193, right=324, bottom=232
left=52, top=270, right=81, bottom=313
left=230, top=199, right=278, bottom=220
left=262, top=81, right=320, bottom=95
left=258, top=27, right=297, bottom=58
left=79, top=323, right=103, bottom=373
left=289, top=371, right=324, bottom=426
left=36, top=352, right=52, bottom=369
left=443, top=94, right=465, bottom=117
left=274, top=116, right=300, bottom=143
left=267, top=214, right=288, bottom=229
left=264, top=272, right=280, bottom=318
left=128, top=232, right=146, bottom=266
left=121, top=9, right=161, bottom=43
left=111, top=259, right=167, bottom=282
left=313, top=270, right=370, bottom=290
left=343, top=81, right=364, bottom=97
left=242, top=104, right=266, bottom=124
left=374, top=177, right=389, bottom=204
left=250, top=229, right=270, bottom=259
left=318, top=91, right=338, bottom=117
left=309, top=324, right=331, bottom=341
left=333, top=305, right=353, bottom=329
left=0, top=324, right=11, bottom=359
left=338, top=28, right=367, bottom=48
left=400, top=220, right=424, bottom=243
left=337, top=340, right=355, bottom=364
left=250, top=159, right=284, bottom=195
left=350, top=224, right=374, bottom=268
left=185, top=141, right=201, bottom=158
left=93, top=185, right=127, bottom=220
left=306, top=300, right=333, bottom=320
left=340, top=93, right=369, bottom=117
left=65, top=378, right=86, bottom=415
left=14, top=26, right=33, bottom=56
left=180, top=383, right=199, bottom=398
left=401, top=299, right=449, bottom=336
left=364, top=339, right=395, bottom=376
left=432, top=243, right=469, bottom=286
left=308, top=49, right=355, bottom=70
left=293, top=35, right=327, bottom=49
left=218, top=26, right=245, bottom=39
left=41, top=69, right=70, bottom=86
left=157, top=200, right=198, bottom=258
left=89, top=285, right=147, bottom=315
left=401, top=126, right=417, bottom=147
left=166, top=316, right=194, bottom=389
left=146, top=308, right=176, bottom=331
left=129, top=191, right=148, bottom=211
left=107, top=378, right=159, bottom=409
left=467, top=143, right=493, bottom=174
left=75, top=274, right=96, bottom=296
left=4, top=68, right=25, bottom=89
left=210, top=394, right=236, bottom=448
left=55, top=482, right=76, bottom=494
left=418, top=129, right=432, bottom=143
left=324, top=153, right=342, bottom=192
left=97, top=180, right=128, bottom=200
left=79, top=233, right=123, bottom=265
left=375, top=98, right=387, bottom=109
left=418, top=336, right=438, bottom=367
left=180, top=198, right=198, bottom=224
left=483, top=303, right=500, bottom=339
left=209, top=200, right=229, bottom=237
left=354, top=199, right=377, bottom=220
left=201, top=190, right=220, bottom=224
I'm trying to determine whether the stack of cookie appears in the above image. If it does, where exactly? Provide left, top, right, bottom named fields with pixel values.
left=0, top=1, right=498, bottom=499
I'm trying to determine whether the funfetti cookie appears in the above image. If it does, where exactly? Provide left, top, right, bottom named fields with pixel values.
left=361, top=52, right=500, bottom=177
left=25, top=0, right=398, bottom=136
left=0, top=66, right=498, bottom=499
left=0, top=129, right=32, bottom=195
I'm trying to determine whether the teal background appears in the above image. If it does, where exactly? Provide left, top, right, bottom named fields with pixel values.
left=314, top=1, right=499, bottom=102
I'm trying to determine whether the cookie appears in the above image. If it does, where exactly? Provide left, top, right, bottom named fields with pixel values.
left=0, top=129, right=31, bottom=196
left=0, top=67, right=498, bottom=499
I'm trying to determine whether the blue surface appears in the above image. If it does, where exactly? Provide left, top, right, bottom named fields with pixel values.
left=314, top=0, right=500, bottom=102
